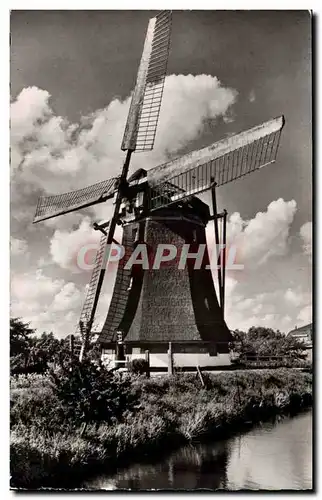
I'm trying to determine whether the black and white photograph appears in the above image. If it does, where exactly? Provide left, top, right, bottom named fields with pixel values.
left=10, top=9, right=312, bottom=491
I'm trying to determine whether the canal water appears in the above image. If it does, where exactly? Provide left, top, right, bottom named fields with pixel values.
left=84, top=410, right=312, bottom=491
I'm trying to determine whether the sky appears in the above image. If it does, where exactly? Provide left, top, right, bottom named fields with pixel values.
left=10, top=10, right=312, bottom=337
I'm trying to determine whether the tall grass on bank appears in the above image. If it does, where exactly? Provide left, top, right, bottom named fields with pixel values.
left=10, top=369, right=312, bottom=489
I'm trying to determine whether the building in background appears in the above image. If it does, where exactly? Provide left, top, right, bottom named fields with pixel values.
left=287, top=323, right=312, bottom=362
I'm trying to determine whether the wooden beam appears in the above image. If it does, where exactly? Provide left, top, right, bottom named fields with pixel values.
left=145, top=350, right=150, bottom=378
left=196, top=365, right=205, bottom=387
left=168, top=342, right=174, bottom=375
left=211, top=183, right=223, bottom=310
left=221, top=210, right=227, bottom=319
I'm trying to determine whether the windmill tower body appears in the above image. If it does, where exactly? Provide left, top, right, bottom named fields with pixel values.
left=33, top=11, right=285, bottom=368
left=99, top=192, right=233, bottom=368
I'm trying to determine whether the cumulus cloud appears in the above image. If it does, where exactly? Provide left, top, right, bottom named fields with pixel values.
left=10, top=75, right=237, bottom=200
left=226, top=198, right=297, bottom=267
left=11, top=269, right=64, bottom=301
left=206, top=198, right=297, bottom=276
left=153, top=74, right=237, bottom=155
left=297, top=304, right=312, bottom=325
left=11, top=269, right=84, bottom=337
left=52, top=282, right=83, bottom=312
left=225, top=287, right=302, bottom=334
left=50, top=217, right=100, bottom=272
left=300, top=221, right=312, bottom=259
left=284, top=287, right=311, bottom=309
left=11, top=237, right=28, bottom=256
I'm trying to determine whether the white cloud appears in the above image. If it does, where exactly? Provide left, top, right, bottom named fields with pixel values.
left=49, top=217, right=100, bottom=272
left=11, top=269, right=64, bottom=301
left=206, top=198, right=297, bottom=276
left=284, top=287, right=311, bottom=309
left=52, top=282, right=82, bottom=312
left=11, top=269, right=84, bottom=337
left=206, top=198, right=303, bottom=333
left=225, top=284, right=311, bottom=334
left=10, top=87, right=52, bottom=154
left=227, top=198, right=297, bottom=267
left=249, top=89, right=256, bottom=103
left=10, top=237, right=28, bottom=256
left=10, top=75, right=237, bottom=202
left=300, top=221, right=312, bottom=259
left=10, top=269, right=112, bottom=337
left=153, top=74, right=237, bottom=155
left=43, top=210, right=86, bottom=230
left=297, top=304, right=312, bottom=325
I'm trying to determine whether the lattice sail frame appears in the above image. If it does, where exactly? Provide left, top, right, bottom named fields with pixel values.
left=33, top=11, right=172, bottom=224
left=121, top=10, right=172, bottom=152
left=147, top=116, right=285, bottom=211
left=75, top=232, right=108, bottom=336
left=34, top=177, right=118, bottom=223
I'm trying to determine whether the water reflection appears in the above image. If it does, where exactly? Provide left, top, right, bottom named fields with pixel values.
left=226, top=412, right=312, bottom=490
left=84, top=410, right=312, bottom=491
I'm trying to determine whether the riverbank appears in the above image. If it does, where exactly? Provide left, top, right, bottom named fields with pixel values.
left=10, top=369, right=312, bottom=489
left=84, top=410, right=312, bottom=490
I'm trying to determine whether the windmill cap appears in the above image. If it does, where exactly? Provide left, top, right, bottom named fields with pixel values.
left=128, top=168, right=147, bottom=183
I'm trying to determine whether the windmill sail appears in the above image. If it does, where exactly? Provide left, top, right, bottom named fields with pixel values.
left=121, top=10, right=172, bottom=152
left=33, top=177, right=118, bottom=223
left=75, top=232, right=108, bottom=336
left=147, top=116, right=285, bottom=211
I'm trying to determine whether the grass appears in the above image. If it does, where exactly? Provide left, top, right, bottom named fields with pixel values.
left=10, top=368, right=312, bottom=489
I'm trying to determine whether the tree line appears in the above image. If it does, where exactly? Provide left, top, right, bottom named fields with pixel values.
left=10, top=318, right=309, bottom=375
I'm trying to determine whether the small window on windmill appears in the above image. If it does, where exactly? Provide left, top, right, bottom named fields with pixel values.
left=204, top=297, right=209, bottom=310
left=135, top=191, right=144, bottom=209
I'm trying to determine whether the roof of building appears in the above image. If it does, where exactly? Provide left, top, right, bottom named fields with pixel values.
left=287, top=323, right=312, bottom=337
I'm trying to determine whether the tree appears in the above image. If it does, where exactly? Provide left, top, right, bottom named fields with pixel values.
left=231, top=326, right=307, bottom=363
left=10, top=319, right=63, bottom=374
left=29, top=332, right=61, bottom=368
left=10, top=318, right=35, bottom=372
left=10, top=318, right=34, bottom=358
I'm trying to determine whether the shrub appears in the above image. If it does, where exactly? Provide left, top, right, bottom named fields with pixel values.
left=49, top=359, right=139, bottom=428
left=129, top=358, right=149, bottom=375
left=10, top=383, right=65, bottom=432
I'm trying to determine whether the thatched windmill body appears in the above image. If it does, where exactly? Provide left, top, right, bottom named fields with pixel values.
left=34, top=11, right=285, bottom=368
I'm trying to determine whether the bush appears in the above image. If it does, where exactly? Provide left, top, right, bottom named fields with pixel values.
left=10, top=384, right=64, bottom=432
left=49, top=359, right=139, bottom=428
left=129, top=358, right=149, bottom=375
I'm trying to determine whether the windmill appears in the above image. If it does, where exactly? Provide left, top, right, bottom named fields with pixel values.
left=33, top=11, right=285, bottom=367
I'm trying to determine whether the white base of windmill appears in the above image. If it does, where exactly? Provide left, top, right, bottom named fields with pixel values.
left=101, top=352, right=231, bottom=370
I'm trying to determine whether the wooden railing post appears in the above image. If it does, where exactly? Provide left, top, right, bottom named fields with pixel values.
left=196, top=365, right=205, bottom=387
left=145, top=350, right=150, bottom=378
left=168, top=342, right=174, bottom=376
